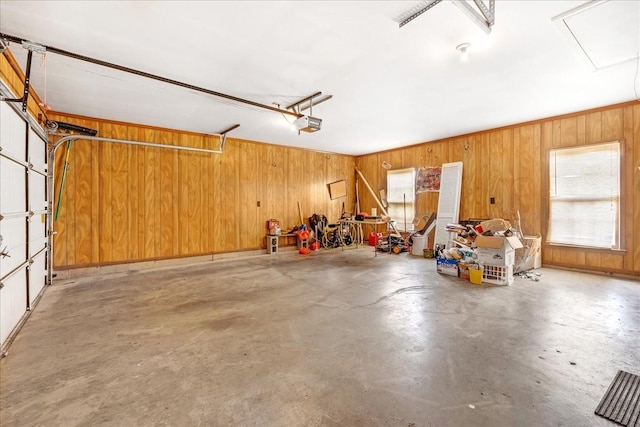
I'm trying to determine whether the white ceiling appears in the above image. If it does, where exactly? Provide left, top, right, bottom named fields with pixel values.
left=1, top=1, right=638, bottom=156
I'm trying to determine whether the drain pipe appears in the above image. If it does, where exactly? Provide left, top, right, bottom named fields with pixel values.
left=46, top=129, right=236, bottom=285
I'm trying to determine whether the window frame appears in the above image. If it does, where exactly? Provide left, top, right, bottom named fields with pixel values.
left=546, top=140, right=623, bottom=251
left=386, top=167, right=416, bottom=232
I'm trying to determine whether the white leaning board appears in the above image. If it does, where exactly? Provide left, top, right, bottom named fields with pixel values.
left=434, top=161, right=463, bottom=249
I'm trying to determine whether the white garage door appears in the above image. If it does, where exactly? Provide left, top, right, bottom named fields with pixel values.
left=0, top=100, right=48, bottom=351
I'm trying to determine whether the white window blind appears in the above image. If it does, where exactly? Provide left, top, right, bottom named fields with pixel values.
left=548, top=142, right=620, bottom=249
left=387, top=168, right=415, bottom=231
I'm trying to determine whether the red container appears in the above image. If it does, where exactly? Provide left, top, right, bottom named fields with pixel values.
left=368, top=232, right=383, bottom=246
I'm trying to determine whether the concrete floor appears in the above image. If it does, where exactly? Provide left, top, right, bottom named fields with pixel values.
left=1, top=248, right=639, bottom=426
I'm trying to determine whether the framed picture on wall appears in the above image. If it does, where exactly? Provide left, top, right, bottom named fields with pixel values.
left=416, top=166, right=442, bottom=193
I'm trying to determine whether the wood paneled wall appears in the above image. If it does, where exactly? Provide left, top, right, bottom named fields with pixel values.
left=47, top=113, right=355, bottom=268
left=356, top=101, right=640, bottom=277
left=4, top=51, right=639, bottom=275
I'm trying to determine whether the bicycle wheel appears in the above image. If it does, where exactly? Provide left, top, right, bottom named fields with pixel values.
left=341, top=223, right=356, bottom=247
left=321, top=231, right=332, bottom=249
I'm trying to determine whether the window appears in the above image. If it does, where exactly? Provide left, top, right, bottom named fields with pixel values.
left=548, top=141, right=620, bottom=249
left=386, top=168, right=415, bottom=231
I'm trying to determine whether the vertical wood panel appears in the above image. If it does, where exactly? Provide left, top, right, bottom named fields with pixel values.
left=586, top=112, right=602, bottom=144
left=502, top=129, right=514, bottom=225
left=239, top=141, right=259, bottom=249
left=576, top=114, right=586, bottom=145
left=64, top=129, right=77, bottom=266
left=221, top=140, right=239, bottom=250
left=178, top=134, right=190, bottom=255
left=487, top=131, right=503, bottom=219
left=212, top=141, right=223, bottom=252
left=143, top=129, right=156, bottom=259
left=622, top=106, right=634, bottom=272
left=481, top=136, right=491, bottom=219
left=159, top=130, right=174, bottom=257
left=540, top=121, right=553, bottom=264
left=127, top=128, right=140, bottom=261
left=531, top=124, right=541, bottom=236
left=187, top=135, right=202, bottom=253
left=99, top=122, right=113, bottom=263
left=560, top=117, right=578, bottom=147
left=136, top=130, right=147, bottom=259
left=111, top=124, right=128, bottom=262
left=172, top=133, right=181, bottom=254
left=517, top=125, right=535, bottom=236
left=74, top=132, right=93, bottom=265
left=602, top=108, right=624, bottom=141
left=201, top=135, right=214, bottom=253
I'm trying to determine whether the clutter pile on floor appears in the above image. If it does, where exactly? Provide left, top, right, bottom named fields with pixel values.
left=436, top=216, right=542, bottom=286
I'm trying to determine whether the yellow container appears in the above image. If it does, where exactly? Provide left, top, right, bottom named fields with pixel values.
left=469, top=267, right=483, bottom=285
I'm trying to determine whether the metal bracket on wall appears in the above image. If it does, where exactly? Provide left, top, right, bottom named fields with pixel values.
left=0, top=41, right=46, bottom=112
left=218, top=124, right=240, bottom=152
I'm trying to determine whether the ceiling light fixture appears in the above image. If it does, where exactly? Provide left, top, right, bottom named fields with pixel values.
left=456, top=43, right=471, bottom=62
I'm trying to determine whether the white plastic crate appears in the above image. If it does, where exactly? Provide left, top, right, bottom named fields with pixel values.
left=482, top=264, right=514, bottom=286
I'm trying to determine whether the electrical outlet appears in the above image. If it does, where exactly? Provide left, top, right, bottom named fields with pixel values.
left=257, top=201, right=261, bottom=207
left=490, top=197, right=495, bottom=204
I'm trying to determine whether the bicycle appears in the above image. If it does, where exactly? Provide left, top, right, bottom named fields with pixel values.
left=321, top=216, right=356, bottom=249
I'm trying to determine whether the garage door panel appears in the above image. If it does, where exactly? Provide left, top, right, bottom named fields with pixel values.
left=28, top=128, right=46, bottom=174
left=29, top=251, right=46, bottom=306
left=0, top=158, right=26, bottom=213
left=0, top=217, right=27, bottom=274
left=29, top=218, right=46, bottom=249
left=1, top=99, right=48, bottom=350
left=0, top=102, right=26, bottom=161
left=28, top=173, right=46, bottom=213
left=0, top=268, right=27, bottom=345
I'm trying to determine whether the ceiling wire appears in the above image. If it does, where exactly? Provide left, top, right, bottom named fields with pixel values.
left=38, top=52, right=51, bottom=110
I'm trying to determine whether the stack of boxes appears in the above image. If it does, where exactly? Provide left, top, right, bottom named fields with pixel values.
left=472, top=235, right=523, bottom=286
left=435, top=218, right=541, bottom=286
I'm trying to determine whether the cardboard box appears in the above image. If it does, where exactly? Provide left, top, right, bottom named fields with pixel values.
left=478, top=218, right=511, bottom=233
left=473, top=235, right=523, bottom=266
left=514, top=235, right=542, bottom=273
left=437, top=257, right=459, bottom=276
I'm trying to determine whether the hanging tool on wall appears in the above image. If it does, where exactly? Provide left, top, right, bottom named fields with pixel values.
left=54, top=139, right=73, bottom=221
left=50, top=121, right=99, bottom=220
